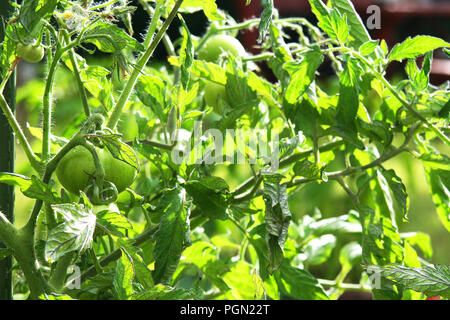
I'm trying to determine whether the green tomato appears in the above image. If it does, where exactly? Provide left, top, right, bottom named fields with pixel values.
left=17, top=43, right=44, bottom=63
left=56, top=146, right=137, bottom=195
left=203, top=80, right=228, bottom=113
left=197, top=35, right=246, bottom=63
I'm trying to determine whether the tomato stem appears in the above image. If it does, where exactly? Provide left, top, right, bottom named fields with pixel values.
left=106, top=0, right=184, bottom=130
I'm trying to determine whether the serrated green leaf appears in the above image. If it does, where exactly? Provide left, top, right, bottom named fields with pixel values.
left=283, top=47, right=323, bottom=104
left=153, top=187, right=189, bottom=284
left=334, top=57, right=364, bottom=149
left=0, top=172, right=62, bottom=204
left=135, top=75, right=167, bottom=120
left=262, top=173, right=292, bottom=273
left=328, top=0, right=372, bottom=49
left=117, top=239, right=153, bottom=288
left=225, top=58, right=258, bottom=109
left=45, top=203, right=96, bottom=262
left=359, top=40, right=379, bottom=56
left=19, top=0, right=58, bottom=33
left=222, top=261, right=257, bottom=300
left=83, top=21, right=144, bottom=53
left=309, top=214, right=362, bottom=236
left=380, top=169, right=409, bottom=221
left=97, top=133, right=140, bottom=171
left=184, top=177, right=230, bottom=220
left=166, top=0, right=225, bottom=21
left=401, top=232, right=433, bottom=260
left=367, top=265, right=450, bottom=298
left=168, top=56, right=227, bottom=85
left=258, top=0, right=274, bottom=43
left=96, top=205, right=133, bottom=238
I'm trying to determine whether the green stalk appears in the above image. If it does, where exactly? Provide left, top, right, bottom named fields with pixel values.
left=42, top=44, right=63, bottom=162
left=142, top=0, right=163, bottom=48
left=0, top=93, right=42, bottom=172
left=0, top=211, right=50, bottom=299
left=106, top=0, right=184, bottom=129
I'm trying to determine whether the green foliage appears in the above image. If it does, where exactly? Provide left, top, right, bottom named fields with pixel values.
left=0, top=0, right=448, bottom=301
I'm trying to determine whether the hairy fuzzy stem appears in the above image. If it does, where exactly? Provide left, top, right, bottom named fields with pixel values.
left=106, top=0, right=184, bottom=129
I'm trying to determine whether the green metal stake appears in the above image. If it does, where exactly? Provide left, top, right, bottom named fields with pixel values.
left=0, top=2, right=16, bottom=300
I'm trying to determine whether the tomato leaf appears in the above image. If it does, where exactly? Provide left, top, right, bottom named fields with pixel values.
left=262, top=173, right=291, bottom=274
left=0, top=172, right=62, bottom=204
left=365, top=265, right=450, bottom=299
left=95, top=207, right=133, bottom=238
left=83, top=21, right=144, bottom=53
left=184, top=177, right=231, bottom=220
left=283, top=47, right=323, bottom=104
left=45, top=203, right=97, bottom=262
left=97, top=133, right=140, bottom=171
left=19, top=0, right=59, bottom=33
left=113, top=248, right=135, bottom=300
left=276, top=262, right=329, bottom=300
left=258, top=0, right=274, bottom=43
left=334, top=57, right=364, bottom=149
left=328, top=0, right=372, bottom=49
left=388, top=36, right=450, bottom=62
left=135, top=75, right=167, bottom=121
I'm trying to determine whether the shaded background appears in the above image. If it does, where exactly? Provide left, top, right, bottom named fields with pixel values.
left=3, top=0, right=450, bottom=298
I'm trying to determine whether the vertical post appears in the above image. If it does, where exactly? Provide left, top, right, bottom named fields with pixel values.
left=0, top=2, right=16, bottom=300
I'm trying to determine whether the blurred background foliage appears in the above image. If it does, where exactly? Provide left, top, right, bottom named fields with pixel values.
left=9, top=0, right=450, bottom=290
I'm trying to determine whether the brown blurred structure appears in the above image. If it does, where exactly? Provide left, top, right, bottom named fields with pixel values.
left=233, top=0, right=450, bottom=84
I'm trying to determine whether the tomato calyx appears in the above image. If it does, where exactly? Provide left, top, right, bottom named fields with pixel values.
left=84, top=179, right=118, bottom=205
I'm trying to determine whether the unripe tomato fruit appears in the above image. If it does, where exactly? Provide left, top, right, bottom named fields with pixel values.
left=56, top=146, right=137, bottom=195
left=17, top=43, right=45, bottom=63
left=197, top=35, right=246, bottom=63
left=203, top=80, right=228, bottom=113
left=92, top=203, right=120, bottom=215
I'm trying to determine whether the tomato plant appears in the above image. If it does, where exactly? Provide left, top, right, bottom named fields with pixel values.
left=0, top=0, right=449, bottom=302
